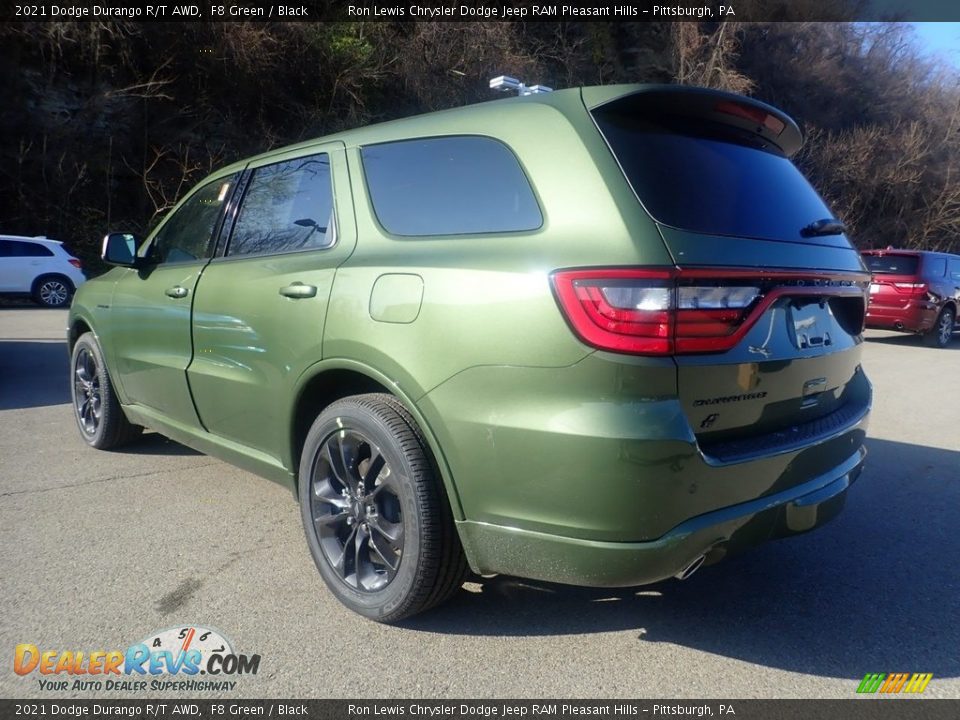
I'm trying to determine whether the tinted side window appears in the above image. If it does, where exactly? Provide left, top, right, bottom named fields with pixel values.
left=4, top=240, right=53, bottom=257
left=924, top=257, right=946, bottom=278
left=229, top=154, right=334, bottom=257
left=950, top=259, right=960, bottom=281
left=361, top=136, right=542, bottom=236
left=150, top=176, right=237, bottom=264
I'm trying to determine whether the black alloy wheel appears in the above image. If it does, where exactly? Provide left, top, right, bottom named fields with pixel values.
left=925, top=307, right=955, bottom=348
left=310, top=428, right=405, bottom=592
left=299, top=394, right=467, bottom=622
left=73, top=344, right=103, bottom=436
left=70, top=332, right=143, bottom=449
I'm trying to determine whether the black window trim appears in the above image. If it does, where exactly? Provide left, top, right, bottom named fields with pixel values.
left=213, top=169, right=253, bottom=258
left=217, top=151, right=340, bottom=261
left=359, top=133, right=545, bottom=239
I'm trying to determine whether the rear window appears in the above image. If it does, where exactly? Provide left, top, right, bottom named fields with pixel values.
left=593, top=112, right=843, bottom=244
left=361, top=136, right=542, bottom=236
left=863, top=254, right=919, bottom=275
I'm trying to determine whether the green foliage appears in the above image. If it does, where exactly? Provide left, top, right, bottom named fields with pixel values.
left=325, top=22, right=376, bottom=65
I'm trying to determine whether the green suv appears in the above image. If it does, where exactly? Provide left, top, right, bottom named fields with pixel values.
left=69, top=84, right=872, bottom=621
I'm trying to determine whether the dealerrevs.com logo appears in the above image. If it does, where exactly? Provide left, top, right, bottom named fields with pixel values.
left=14, top=626, right=260, bottom=693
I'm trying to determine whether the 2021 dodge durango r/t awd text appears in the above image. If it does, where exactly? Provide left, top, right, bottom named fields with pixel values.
left=69, top=84, right=872, bottom=621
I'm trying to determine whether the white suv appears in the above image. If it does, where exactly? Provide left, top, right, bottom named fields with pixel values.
left=0, top=235, right=87, bottom=307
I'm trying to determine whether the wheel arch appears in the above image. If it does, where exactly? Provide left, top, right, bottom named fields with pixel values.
left=32, top=272, right=75, bottom=293
left=68, top=315, right=94, bottom=352
left=289, top=359, right=465, bottom=521
left=67, top=311, right=134, bottom=405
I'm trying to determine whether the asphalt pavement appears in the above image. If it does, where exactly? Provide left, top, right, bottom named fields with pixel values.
left=1, top=307, right=957, bottom=699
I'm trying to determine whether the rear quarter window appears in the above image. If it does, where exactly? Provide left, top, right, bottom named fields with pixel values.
left=360, top=136, right=542, bottom=236
left=923, top=257, right=946, bottom=278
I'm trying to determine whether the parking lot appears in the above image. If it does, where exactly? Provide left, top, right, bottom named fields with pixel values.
left=1, top=307, right=957, bottom=699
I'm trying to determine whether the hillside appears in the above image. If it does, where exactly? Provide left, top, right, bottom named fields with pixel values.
left=1, top=19, right=957, bottom=268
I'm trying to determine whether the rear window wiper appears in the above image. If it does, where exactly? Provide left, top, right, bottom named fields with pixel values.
left=801, top=218, right=847, bottom=238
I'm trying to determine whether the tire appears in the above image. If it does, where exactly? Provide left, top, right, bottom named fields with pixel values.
left=924, top=307, right=955, bottom=348
left=70, top=332, right=143, bottom=449
left=32, top=274, right=74, bottom=308
left=299, top=393, right=467, bottom=622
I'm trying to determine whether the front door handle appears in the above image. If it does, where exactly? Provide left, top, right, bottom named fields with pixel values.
left=165, top=286, right=189, bottom=299
left=279, top=282, right=317, bottom=299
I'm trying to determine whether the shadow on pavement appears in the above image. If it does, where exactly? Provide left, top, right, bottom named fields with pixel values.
left=0, top=339, right=199, bottom=456
left=406, top=438, right=960, bottom=682
left=865, top=333, right=960, bottom=350
left=0, top=340, right=70, bottom=409
left=126, top=432, right=201, bottom=457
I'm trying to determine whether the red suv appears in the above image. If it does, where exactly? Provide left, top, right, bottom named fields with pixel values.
left=862, top=249, right=960, bottom=347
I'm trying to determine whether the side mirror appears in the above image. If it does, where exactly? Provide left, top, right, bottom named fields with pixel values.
left=102, top=233, right=142, bottom=268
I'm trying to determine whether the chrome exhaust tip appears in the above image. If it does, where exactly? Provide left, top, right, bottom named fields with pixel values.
left=674, top=554, right=706, bottom=581
left=894, top=321, right=904, bottom=330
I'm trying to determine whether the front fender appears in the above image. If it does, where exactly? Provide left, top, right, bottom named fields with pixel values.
left=67, top=272, right=126, bottom=398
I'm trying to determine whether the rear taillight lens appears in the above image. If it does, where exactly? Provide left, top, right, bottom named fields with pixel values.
left=554, top=269, right=673, bottom=354
left=553, top=268, right=866, bottom=355
left=68, top=258, right=82, bottom=269
left=675, top=286, right=760, bottom=345
left=892, top=282, right=927, bottom=296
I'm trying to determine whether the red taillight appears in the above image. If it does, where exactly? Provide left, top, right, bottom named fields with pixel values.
left=552, top=268, right=866, bottom=356
left=892, top=282, right=927, bottom=296
left=553, top=269, right=674, bottom=354
left=68, top=258, right=82, bottom=269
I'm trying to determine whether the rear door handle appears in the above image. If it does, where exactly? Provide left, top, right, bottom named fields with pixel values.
left=165, top=286, right=189, bottom=299
left=279, top=282, right=317, bottom=299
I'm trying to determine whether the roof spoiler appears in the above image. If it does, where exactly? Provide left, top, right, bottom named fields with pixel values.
left=585, top=85, right=803, bottom=156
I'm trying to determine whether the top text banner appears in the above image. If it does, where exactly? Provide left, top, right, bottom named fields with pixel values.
left=5, top=0, right=960, bottom=23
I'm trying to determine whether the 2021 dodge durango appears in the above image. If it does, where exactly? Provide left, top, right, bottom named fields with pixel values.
left=69, top=84, right=872, bottom=621
left=862, top=249, right=960, bottom=347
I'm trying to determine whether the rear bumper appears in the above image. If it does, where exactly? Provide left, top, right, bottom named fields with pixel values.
left=421, top=353, right=871, bottom=585
left=457, top=445, right=865, bottom=587
left=865, top=302, right=937, bottom=333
